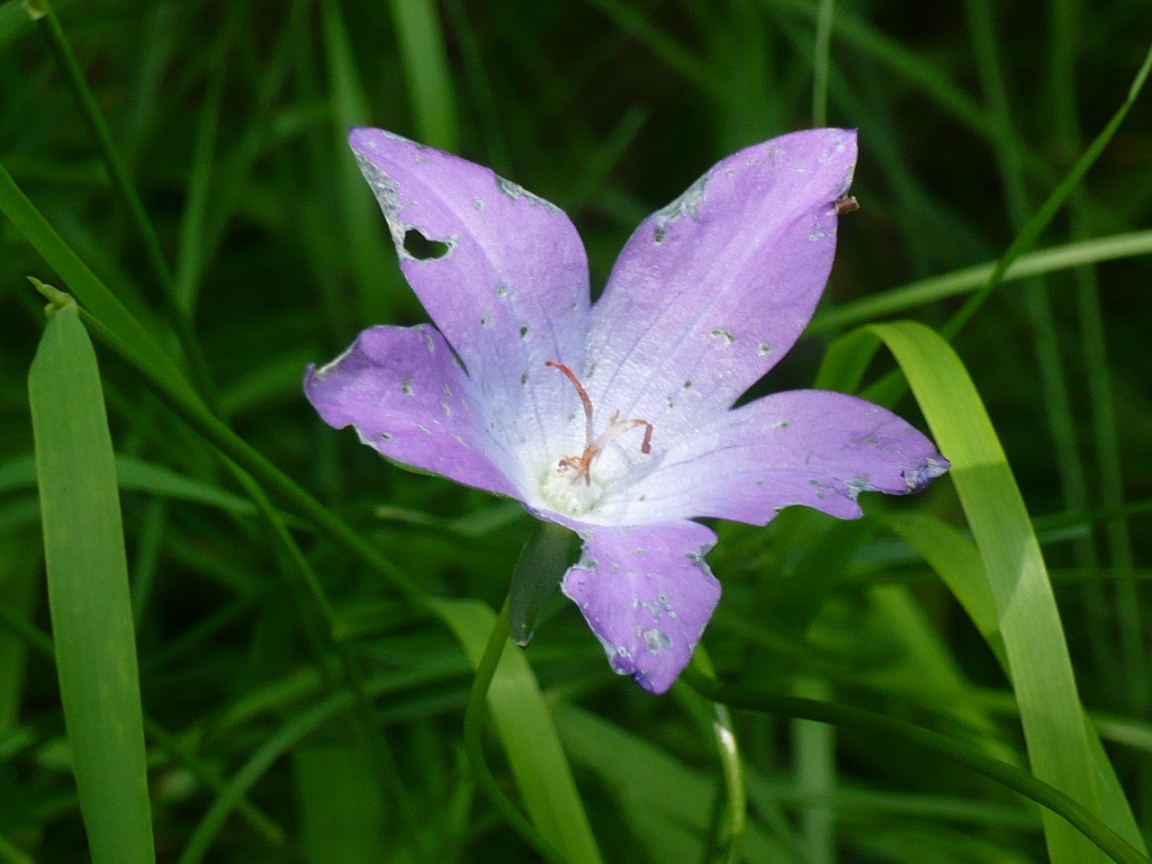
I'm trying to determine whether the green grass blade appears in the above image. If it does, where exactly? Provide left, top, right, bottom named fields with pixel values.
left=388, top=0, right=459, bottom=151
left=433, top=598, right=603, bottom=864
left=0, top=536, right=39, bottom=735
left=687, top=668, right=1150, bottom=864
left=27, top=298, right=155, bottom=864
left=33, top=0, right=220, bottom=408
left=176, top=662, right=466, bottom=864
left=868, top=320, right=1144, bottom=863
left=0, top=0, right=33, bottom=50
left=0, top=453, right=258, bottom=515
left=0, top=164, right=192, bottom=399
left=582, top=0, right=721, bottom=94
left=943, top=39, right=1152, bottom=339
left=556, top=704, right=801, bottom=862
left=292, top=744, right=388, bottom=863
left=173, top=29, right=229, bottom=317
left=33, top=284, right=421, bottom=603
left=321, top=0, right=404, bottom=324
left=810, top=0, right=834, bottom=126
left=879, top=511, right=1006, bottom=669
left=809, top=229, right=1152, bottom=333
left=767, top=0, right=995, bottom=141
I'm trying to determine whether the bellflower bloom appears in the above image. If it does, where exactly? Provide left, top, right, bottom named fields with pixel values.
left=305, top=127, right=948, bottom=694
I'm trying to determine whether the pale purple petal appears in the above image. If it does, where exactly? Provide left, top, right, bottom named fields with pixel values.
left=605, top=390, right=948, bottom=525
left=348, top=128, right=591, bottom=475
left=561, top=521, right=720, bottom=694
left=304, top=324, right=520, bottom=498
left=583, top=129, right=857, bottom=439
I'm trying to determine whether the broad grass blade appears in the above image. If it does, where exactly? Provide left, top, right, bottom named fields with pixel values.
left=869, top=320, right=1144, bottom=864
left=28, top=300, right=155, bottom=864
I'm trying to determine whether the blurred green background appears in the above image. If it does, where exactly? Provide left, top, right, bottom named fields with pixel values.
left=2, top=0, right=1151, bottom=861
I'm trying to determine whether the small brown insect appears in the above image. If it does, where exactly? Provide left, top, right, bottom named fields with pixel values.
left=834, top=195, right=859, bottom=216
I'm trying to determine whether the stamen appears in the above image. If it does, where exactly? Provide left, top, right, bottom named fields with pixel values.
left=546, top=360, right=653, bottom=486
left=593, top=413, right=653, bottom=456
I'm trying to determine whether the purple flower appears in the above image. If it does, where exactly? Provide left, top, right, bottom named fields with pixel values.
left=305, top=127, right=948, bottom=694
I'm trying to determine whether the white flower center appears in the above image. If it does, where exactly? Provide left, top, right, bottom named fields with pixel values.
left=539, top=465, right=605, bottom=517
left=533, top=360, right=653, bottom=519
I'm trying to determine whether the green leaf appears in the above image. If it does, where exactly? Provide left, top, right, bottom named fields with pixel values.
left=868, top=320, right=1144, bottom=864
left=27, top=300, right=155, bottom=864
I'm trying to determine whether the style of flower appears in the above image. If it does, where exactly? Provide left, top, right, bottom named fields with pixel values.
left=304, top=127, right=949, bottom=694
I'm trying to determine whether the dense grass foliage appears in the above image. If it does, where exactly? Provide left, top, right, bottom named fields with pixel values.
left=2, top=0, right=1152, bottom=861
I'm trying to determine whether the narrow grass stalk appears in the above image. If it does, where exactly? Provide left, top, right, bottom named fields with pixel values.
left=809, top=230, right=1152, bottom=333
left=0, top=832, right=32, bottom=864
left=811, top=0, right=834, bottom=126
left=943, top=39, right=1152, bottom=339
left=713, top=695, right=747, bottom=862
left=965, top=0, right=1099, bottom=637
left=1049, top=0, right=1145, bottom=725
left=29, top=0, right=220, bottom=410
left=388, top=0, right=459, bottom=151
left=766, top=0, right=1000, bottom=146
left=223, top=461, right=432, bottom=864
left=581, top=0, right=721, bottom=94
left=683, top=669, right=1151, bottom=864
left=173, top=16, right=232, bottom=318
left=691, top=647, right=747, bottom=864
left=174, top=662, right=467, bottom=864
left=441, top=0, right=511, bottom=173
left=871, top=320, right=1144, bottom=860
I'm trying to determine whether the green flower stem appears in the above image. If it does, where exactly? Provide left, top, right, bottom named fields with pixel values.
left=70, top=303, right=424, bottom=605
left=32, top=0, right=221, bottom=412
left=692, top=647, right=746, bottom=864
left=682, top=668, right=1152, bottom=864
left=463, top=599, right=567, bottom=864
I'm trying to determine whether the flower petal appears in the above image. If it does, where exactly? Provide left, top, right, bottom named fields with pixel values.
left=304, top=324, right=519, bottom=498
left=609, top=390, right=948, bottom=525
left=561, top=521, right=720, bottom=694
left=348, top=128, right=591, bottom=474
left=584, top=129, right=857, bottom=438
